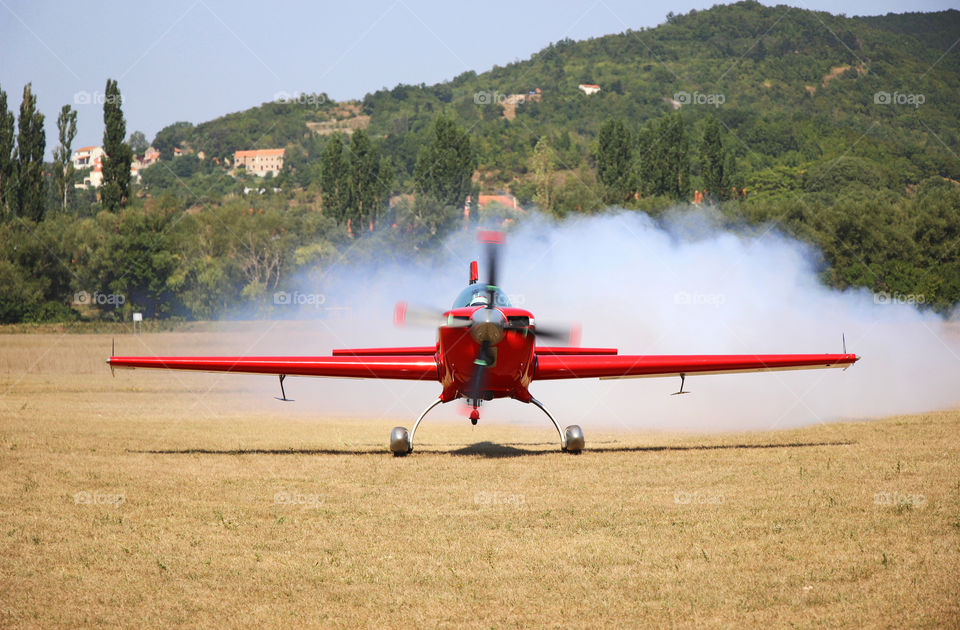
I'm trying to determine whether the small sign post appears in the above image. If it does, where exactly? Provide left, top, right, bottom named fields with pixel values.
left=132, top=312, right=143, bottom=334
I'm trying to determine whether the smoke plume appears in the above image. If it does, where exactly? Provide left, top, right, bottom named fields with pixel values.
left=228, top=209, right=960, bottom=433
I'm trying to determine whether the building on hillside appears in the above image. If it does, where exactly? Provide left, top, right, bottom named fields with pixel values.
left=82, top=161, right=104, bottom=188
left=72, top=145, right=143, bottom=188
left=140, top=146, right=160, bottom=167
left=71, top=146, right=105, bottom=170
left=578, top=83, right=601, bottom=95
left=463, top=193, right=522, bottom=223
left=233, top=148, right=285, bottom=177
left=465, top=193, right=520, bottom=212
left=72, top=146, right=105, bottom=188
left=477, top=194, right=519, bottom=209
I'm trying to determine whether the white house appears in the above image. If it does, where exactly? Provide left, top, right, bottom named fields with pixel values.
left=71, top=145, right=142, bottom=188
left=71, top=146, right=105, bottom=170
left=578, top=83, right=601, bottom=95
left=234, top=148, right=285, bottom=177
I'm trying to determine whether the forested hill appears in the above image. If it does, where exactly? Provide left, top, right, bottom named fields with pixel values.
left=3, top=2, right=959, bottom=324
left=159, top=1, right=960, bottom=198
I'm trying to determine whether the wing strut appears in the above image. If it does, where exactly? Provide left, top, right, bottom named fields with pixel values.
left=671, top=373, right=690, bottom=396
left=275, top=374, right=293, bottom=402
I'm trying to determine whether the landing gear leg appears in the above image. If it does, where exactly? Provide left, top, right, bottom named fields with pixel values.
left=529, top=397, right=584, bottom=453
left=390, top=397, right=443, bottom=456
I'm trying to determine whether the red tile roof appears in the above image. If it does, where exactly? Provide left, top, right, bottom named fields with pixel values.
left=234, top=149, right=285, bottom=158
left=477, top=194, right=517, bottom=209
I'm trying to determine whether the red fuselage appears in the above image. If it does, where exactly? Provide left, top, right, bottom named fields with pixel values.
left=437, top=306, right=536, bottom=403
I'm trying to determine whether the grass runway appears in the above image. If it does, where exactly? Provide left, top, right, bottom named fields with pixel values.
left=1, top=330, right=958, bottom=627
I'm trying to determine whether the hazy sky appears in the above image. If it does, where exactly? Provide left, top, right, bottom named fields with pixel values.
left=1, top=0, right=955, bottom=155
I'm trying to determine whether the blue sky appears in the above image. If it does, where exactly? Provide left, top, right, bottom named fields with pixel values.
left=0, top=0, right=955, bottom=155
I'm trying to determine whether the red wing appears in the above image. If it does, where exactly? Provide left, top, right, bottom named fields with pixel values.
left=534, top=347, right=617, bottom=356
left=332, top=346, right=437, bottom=357
left=534, top=353, right=859, bottom=380
left=107, top=355, right=439, bottom=381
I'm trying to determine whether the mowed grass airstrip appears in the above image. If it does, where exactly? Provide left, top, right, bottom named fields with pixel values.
left=0, top=327, right=957, bottom=628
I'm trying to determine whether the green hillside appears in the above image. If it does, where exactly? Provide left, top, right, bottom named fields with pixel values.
left=1, top=1, right=959, bottom=323
left=164, top=1, right=959, bottom=196
left=140, top=1, right=960, bottom=312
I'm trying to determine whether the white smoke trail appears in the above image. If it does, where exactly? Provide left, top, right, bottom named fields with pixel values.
left=228, top=209, right=960, bottom=433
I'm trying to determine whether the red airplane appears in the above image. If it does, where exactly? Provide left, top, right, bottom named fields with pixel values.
left=108, top=231, right=859, bottom=455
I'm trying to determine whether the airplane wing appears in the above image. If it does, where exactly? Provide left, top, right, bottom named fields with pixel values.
left=107, top=354, right=439, bottom=381
left=534, top=353, right=859, bottom=380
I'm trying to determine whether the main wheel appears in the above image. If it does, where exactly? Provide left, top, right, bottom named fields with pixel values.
left=563, top=425, right=584, bottom=453
left=390, top=426, right=411, bottom=456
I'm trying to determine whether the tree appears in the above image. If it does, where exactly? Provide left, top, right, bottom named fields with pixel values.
left=54, top=105, right=78, bottom=213
left=15, top=83, right=46, bottom=221
left=320, top=134, right=348, bottom=224
left=638, top=113, right=689, bottom=201
left=699, top=115, right=724, bottom=201
left=152, top=122, right=193, bottom=160
left=723, top=152, right=741, bottom=199
left=660, top=113, right=690, bottom=200
left=0, top=85, right=14, bottom=218
left=377, top=155, right=395, bottom=224
left=101, top=78, right=132, bottom=212
left=413, top=114, right=475, bottom=209
left=532, top=136, right=555, bottom=213
left=594, top=118, right=634, bottom=205
left=128, top=130, right=148, bottom=156
left=347, top=129, right=383, bottom=230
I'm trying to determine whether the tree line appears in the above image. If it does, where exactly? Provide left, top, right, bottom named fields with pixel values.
left=0, top=67, right=958, bottom=322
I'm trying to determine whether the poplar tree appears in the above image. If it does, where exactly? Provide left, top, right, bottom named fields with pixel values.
left=532, top=136, right=556, bottom=214
left=595, top=118, right=634, bottom=205
left=413, top=114, right=474, bottom=209
left=320, top=134, right=348, bottom=224
left=101, top=78, right=132, bottom=211
left=699, top=116, right=725, bottom=202
left=54, top=104, right=78, bottom=213
left=347, top=129, right=381, bottom=229
left=638, top=113, right=689, bottom=201
left=660, top=113, right=690, bottom=201
left=0, top=85, right=14, bottom=218
left=15, top=83, right=46, bottom=221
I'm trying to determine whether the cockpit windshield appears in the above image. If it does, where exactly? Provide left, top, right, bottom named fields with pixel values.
left=452, top=285, right=512, bottom=308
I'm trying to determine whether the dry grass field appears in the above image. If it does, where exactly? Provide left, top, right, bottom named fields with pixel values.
left=1, top=328, right=958, bottom=628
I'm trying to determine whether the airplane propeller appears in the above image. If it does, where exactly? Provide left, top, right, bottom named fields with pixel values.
left=394, top=230, right=580, bottom=402
left=465, top=232, right=580, bottom=398
left=466, top=231, right=506, bottom=401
